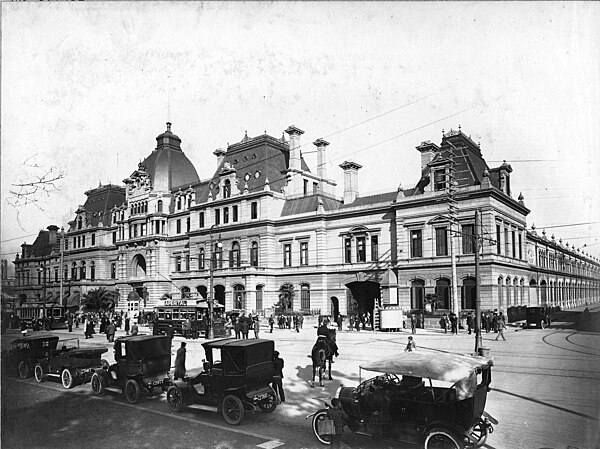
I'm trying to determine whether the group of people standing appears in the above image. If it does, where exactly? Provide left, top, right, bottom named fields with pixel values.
left=436, top=310, right=508, bottom=340
left=82, top=311, right=138, bottom=340
left=224, top=313, right=261, bottom=339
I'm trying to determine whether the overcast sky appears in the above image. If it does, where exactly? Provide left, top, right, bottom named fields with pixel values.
left=2, top=1, right=599, bottom=268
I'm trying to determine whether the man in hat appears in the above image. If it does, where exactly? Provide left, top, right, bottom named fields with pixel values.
left=174, top=342, right=186, bottom=380
left=404, top=336, right=416, bottom=352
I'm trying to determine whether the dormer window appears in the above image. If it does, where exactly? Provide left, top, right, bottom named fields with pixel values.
left=223, top=180, right=231, bottom=199
left=77, top=217, right=83, bottom=230
left=433, top=169, right=446, bottom=191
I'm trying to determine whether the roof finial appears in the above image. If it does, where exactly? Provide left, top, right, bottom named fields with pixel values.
left=458, top=124, right=461, bottom=132
left=166, top=122, right=172, bottom=132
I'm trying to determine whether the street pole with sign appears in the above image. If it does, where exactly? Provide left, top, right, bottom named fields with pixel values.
left=208, top=224, right=222, bottom=340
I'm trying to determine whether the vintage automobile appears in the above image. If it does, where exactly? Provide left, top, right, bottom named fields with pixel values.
left=166, top=338, right=278, bottom=425
left=34, top=341, right=108, bottom=389
left=90, top=335, right=172, bottom=403
left=525, top=306, right=552, bottom=329
left=2, top=334, right=59, bottom=379
left=308, top=349, right=497, bottom=449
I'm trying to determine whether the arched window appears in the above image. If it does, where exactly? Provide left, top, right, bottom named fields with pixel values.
left=301, top=283, right=311, bottom=310
left=214, top=243, right=223, bottom=269
left=540, top=280, right=548, bottom=305
left=90, top=261, right=95, bottom=281
left=498, top=277, right=503, bottom=310
left=181, top=286, right=191, bottom=298
left=462, top=277, right=476, bottom=310
left=230, top=242, right=240, bottom=267
left=223, top=180, right=231, bottom=199
left=410, top=279, right=425, bottom=310
left=157, top=200, right=163, bottom=212
left=506, top=277, right=512, bottom=306
left=255, top=285, right=264, bottom=311
left=435, top=278, right=451, bottom=309
left=250, top=241, right=259, bottom=267
left=71, top=262, right=78, bottom=280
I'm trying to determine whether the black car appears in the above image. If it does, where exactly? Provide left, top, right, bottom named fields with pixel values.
left=166, top=338, right=278, bottom=425
left=2, top=334, right=59, bottom=379
left=526, top=306, right=551, bottom=329
left=90, top=335, right=172, bottom=403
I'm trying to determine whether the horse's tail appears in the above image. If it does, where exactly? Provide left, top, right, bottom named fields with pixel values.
left=318, top=348, right=326, bottom=365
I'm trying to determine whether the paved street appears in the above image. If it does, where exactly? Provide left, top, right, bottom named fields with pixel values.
left=2, top=305, right=599, bottom=449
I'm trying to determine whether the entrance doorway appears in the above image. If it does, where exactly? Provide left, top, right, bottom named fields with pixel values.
left=346, top=281, right=380, bottom=323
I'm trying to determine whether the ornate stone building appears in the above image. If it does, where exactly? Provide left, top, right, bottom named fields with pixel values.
left=12, top=123, right=600, bottom=322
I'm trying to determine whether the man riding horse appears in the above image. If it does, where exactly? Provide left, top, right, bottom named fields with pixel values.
left=311, top=322, right=339, bottom=386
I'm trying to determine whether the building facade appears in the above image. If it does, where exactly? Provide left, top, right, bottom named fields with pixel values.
left=12, top=123, right=600, bottom=322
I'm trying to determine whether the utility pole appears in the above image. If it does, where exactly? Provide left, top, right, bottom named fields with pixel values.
left=447, top=146, right=460, bottom=325
left=208, top=224, right=222, bottom=340
left=60, top=227, right=64, bottom=309
left=474, top=210, right=483, bottom=353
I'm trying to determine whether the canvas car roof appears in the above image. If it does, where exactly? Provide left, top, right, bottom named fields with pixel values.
left=202, top=338, right=273, bottom=350
left=360, top=349, right=493, bottom=383
left=54, top=347, right=108, bottom=356
left=116, top=335, right=171, bottom=343
left=11, top=334, right=59, bottom=344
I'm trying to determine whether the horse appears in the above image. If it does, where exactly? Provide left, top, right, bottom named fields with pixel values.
left=311, top=335, right=332, bottom=387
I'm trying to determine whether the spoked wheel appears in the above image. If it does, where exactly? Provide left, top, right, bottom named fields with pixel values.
left=34, top=364, right=46, bottom=382
left=424, top=428, right=465, bottom=449
left=221, top=394, right=245, bottom=425
left=469, top=419, right=488, bottom=447
left=312, top=410, right=334, bottom=445
left=18, top=361, right=31, bottom=379
left=91, top=373, right=106, bottom=395
left=166, top=385, right=184, bottom=412
left=61, top=368, right=74, bottom=389
left=124, top=379, right=141, bottom=404
left=257, top=393, right=277, bottom=413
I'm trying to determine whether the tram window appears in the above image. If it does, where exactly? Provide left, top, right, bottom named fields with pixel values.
left=53, top=309, right=61, bottom=317
left=173, top=309, right=180, bottom=319
left=166, top=313, right=172, bottom=320
left=158, top=309, right=165, bottom=319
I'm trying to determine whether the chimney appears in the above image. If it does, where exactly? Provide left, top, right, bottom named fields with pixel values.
left=285, top=125, right=304, bottom=171
left=415, top=141, right=440, bottom=171
left=313, top=138, right=329, bottom=183
left=339, top=161, right=362, bottom=204
left=47, top=225, right=59, bottom=245
left=213, top=148, right=226, bottom=169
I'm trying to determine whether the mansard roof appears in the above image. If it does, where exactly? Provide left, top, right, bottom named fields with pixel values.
left=281, top=194, right=342, bottom=216
left=340, top=191, right=398, bottom=208
left=71, top=184, right=125, bottom=228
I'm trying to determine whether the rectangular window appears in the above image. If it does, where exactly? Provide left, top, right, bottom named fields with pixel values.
left=185, top=255, right=190, bottom=271
left=300, top=241, right=309, bottom=265
left=64, top=238, right=69, bottom=250
left=199, top=212, right=205, bottom=228
left=301, top=286, right=311, bottom=310
left=504, top=227, right=509, bottom=256
left=176, top=256, right=181, bottom=272
left=511, top=230, right=516, bottom=258
left=518, top=234, right=523, bottom=260
left=251, top=202, right=258, bottom=219
left=232, top=205, right=238, bottom=222
left=73, top=237, right=76, bottom=248
left=223, top=207, right=229, bottom=224
left=186, top=218, right=190, bottom=233
left=371, top=235, right=379, bottom=261
left=433, top=169, right=446, bottom=191
left=283, top=244, right=292, bottom=267
left=344, top=237, right=352, bottom=263
left=91, top=234, right=96, bottom=246
left=54, top=268, right=58, bottom=283
left=250, top=244, right=259, bottom=267
left=215, top=209, right=221, bottom=225
left=90, top=264, right=95, bottom=281
left=176, top=219, right=181, bottom=234
left=64, top=266, right=69, bottom=280
left=435, top=227, right=448, bottom=256
left=112, top=231, right=117, bottom=244
left=256, top=287, right=263, bottom=311
left=462, top=225, right=475, bottom=254
left=496, top=224, right=501, bottom=255
left=133, top=225, right=138, bottom=238
left=199, top=250, right=205, bottom=269
left=356, top=236, right=366, bottom=262
left=410, top=230, right=423, bottom=258
left=303, top=179, right=309, bottom=195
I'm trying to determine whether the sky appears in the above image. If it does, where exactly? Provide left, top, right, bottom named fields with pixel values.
left=2, top=1, right=600, bottom=272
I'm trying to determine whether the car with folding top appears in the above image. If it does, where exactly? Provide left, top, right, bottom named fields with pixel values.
left=34, top=340, right=107, bottom=389
left=308, top=349, right=497, bottom=449
left=2, top=334, right=60, bottom=379
left=166, top=338, right=279, bottom=425
left=90, top=335, right=172, bottom=403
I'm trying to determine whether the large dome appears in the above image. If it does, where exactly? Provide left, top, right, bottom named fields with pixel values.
left=141, top=123, right=200, bottom=191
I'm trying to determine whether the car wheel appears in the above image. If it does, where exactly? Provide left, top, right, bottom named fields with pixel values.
left=167, top=385, right=184, bottom=412
left=221, top=394, right=245, bottom=426
left=424, top=429, right=465, bottom=449
left=91, top=372, right=106, bottom=395
left=61, top=368, right=74, bottom=389
left=34, top=364, right=46, bottom=382
left=124, top=379, right=141, bottom=404
left=257, top=393, right=277, bottom=413
left=18, top=361, right=31, bottom=379
left=469, top=419, right=488, bottom=447
left=312, top=409, right=334, bottom=445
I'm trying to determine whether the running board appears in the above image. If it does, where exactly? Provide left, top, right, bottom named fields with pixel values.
left=46, top=374, right=61, bottom=378
left=188, top=404, right=219, bottom=413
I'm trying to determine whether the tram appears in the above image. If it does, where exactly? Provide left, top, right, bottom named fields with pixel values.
left=16, top=302, right=69, bottom=330
left=152, top=298, right=226, bottom=337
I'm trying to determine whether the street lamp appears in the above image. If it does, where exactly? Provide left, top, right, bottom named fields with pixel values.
left=208, top=224, right=222, bottom=339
